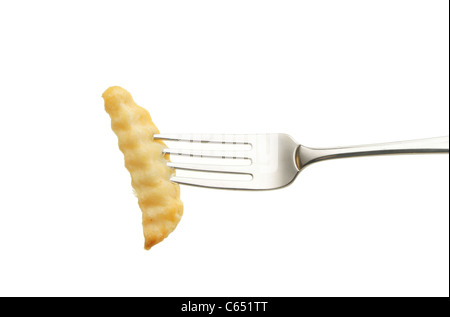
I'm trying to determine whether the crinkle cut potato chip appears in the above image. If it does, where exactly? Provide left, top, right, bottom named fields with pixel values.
left=103, top=86, right=183, bottom=250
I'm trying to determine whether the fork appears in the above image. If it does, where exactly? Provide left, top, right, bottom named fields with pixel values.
left=154, top=134, right=449, bottom=190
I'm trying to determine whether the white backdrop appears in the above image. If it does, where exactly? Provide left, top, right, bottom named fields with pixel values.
left=0, top=0, right=448, bottom=297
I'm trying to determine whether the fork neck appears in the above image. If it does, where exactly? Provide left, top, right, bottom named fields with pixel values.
left=296, top=136, right=449, bottom=170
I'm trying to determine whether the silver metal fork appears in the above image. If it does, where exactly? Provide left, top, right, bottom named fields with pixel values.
left=154, top=134, right=449, bottom=190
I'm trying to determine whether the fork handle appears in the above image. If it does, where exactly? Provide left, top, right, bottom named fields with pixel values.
left=297, top=136, right=449, bottom=169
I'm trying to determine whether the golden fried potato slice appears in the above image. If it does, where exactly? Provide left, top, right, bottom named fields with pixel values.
left=103, top=86, right=183, bottom=250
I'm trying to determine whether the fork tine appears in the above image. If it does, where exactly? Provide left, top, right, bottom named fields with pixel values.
left=170, top=176, right=252, bottom=190
left=155, top=133, right=254, bottom=144
left=163, top=148, right=251, bottom=160
left=167, top=162, right=252, bottom=175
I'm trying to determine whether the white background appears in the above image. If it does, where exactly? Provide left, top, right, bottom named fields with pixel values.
left=0, top=0, right=448, bottom=297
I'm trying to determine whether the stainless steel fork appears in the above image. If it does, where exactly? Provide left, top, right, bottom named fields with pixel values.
left=154, top=134, right=449, bottom=190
